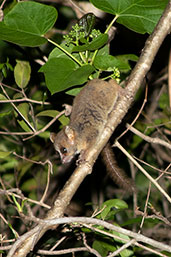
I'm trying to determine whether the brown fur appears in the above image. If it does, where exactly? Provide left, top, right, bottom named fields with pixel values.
left=51, top=79, right=134, bottom=192
left=51, top=79, right=119, bottom=163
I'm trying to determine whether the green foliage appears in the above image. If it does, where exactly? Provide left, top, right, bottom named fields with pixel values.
left=72, top=33, right=108, bottom=52
left=96, top=199, right=128, bottom=220
left=159, top=92, right=170, bottom=115
left=0, top=1, right=57, bottom=46
left=0, top=151, right=11, bottom=158
left=93, top=240, right=116, bottom=256
left=39, top=58, right=94, bottom=94
left=0, top=58, right=13, bottom=78
left=12, top=194, right=24, bottom=212
left=77, top=12, right=96, bottom=37
left=14, top=60, right=31, bottom=88
left=90, top=0, right=168, bottom=33
left=63, top=13, right=98, bottom=44
left=0, top=1, right=147, bottom=94
left=94, top=54, right=138, bottom=73
left=0, top=0, right=166, bottom=94
left=37, top=110, right=69, bottom=126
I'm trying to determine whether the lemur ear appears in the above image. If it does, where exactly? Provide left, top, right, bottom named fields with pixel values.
left=65, top=126, right=75, bottom=144
left=50, top=132, right=56, bottom=143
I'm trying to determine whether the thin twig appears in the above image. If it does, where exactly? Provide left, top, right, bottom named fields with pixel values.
left=0, top=131, right=33, bottom=135
left=39, top=161, right=52, bottom=203
left=168, top=47, right=171, bottom=108
left=0, top=83, right=36, bottom=132
left=50, top=236, right=67, bottom=251
left=0, top=110, right=65, bottom=138
left=0, top=189, right=50, bottom=209
left=37, top=247, right=88, bottom=255
left=138, top=182, right=151, bottom=233
left=84, top=224, right=168, bottom=257
left=12, top=152, right=53, bottom=203
left=23, top=110, right=65, bottom=141
left=127, top=124, right=171, bottom=150
left=133, top=156, right=171, bottom=175
left=0, top=0, right=6, bottom=9
left=0, top=214, right=19, bottom=238
left=82, top=232, right=102, bottom=257
left=107, top=239, right=136, bottom=257
left=115, top=141, right=171, bottom=203
left=117, top=83, right=148, bottom=141
left=1, top=82, right=21, bottom=92
left=0, top=98, right=50, bottom=105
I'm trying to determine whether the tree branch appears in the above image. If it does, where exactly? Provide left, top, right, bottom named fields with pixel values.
left=127, top=124, right=171, bottom=150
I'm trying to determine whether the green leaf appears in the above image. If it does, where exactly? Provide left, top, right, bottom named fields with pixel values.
left=0, top=151, right=11, bottom=158
left=116, top=54, right=138, bottom=64
left=8, top=223, right=18, bottom=239
left=92, top=240, right=109, bottom=257
left=100, top=199, right=128, bottom=220
left=14, top=60, right=31, bottom=88
left=6, top=58, right=13, bottom=71
left=78, top=13, right=96, bottom=37
left=49, top=44, right=75, bottom=59
left=17, top=161, right=33, bottom=182
left=36, top=110, right=59, bottom=118
left=93, top=240, right=118, bottom=256
left=0, top=157, right=18, bottom=171
left=0, top=110, right=12, bottom=117
left=72, top=34, right=108, bottom=52
left=118, top=54, right=138, bottom=61
left=21, top=178, right=37, bottom=192
left=39, top=58, right=94, bottom=94
left=0, top=22, right=46, bottom=46
left=38, top=131, right=50, bottom=139
left=94, top=54, right=130, bottom=72
left=111, top=229, right=130, bottom=244
left=0, top=1, right=57, bottom=46
left=97, top=44, right=109, bottom=56
left=12, top=195, right=22, bottom=212
left=90, top=0, right=168, bottom=34
left=36, top=110, right=69, bottom=126
left=66, top=87, right=82, bottom=96
left=122, top=217, right=142, bottom=226
left=159, top=92, right=169, bottom=110
left=15, top=103, right=32, bottom=132
left=0, top=93, right=7, bottom=100
left=118, top=247, right=133, bottom=257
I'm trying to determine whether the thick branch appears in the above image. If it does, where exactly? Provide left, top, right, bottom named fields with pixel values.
left=7, top=2, right=171, bottom=257
left=41, top=217, right=171, bottom=253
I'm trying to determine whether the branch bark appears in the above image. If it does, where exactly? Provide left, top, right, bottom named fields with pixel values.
left=7, top=1, right=171, bottom=256
left=41, top=217, right=171, bottom=253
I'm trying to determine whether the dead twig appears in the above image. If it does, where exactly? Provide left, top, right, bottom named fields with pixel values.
left=127, top=124, right=171, bottom=150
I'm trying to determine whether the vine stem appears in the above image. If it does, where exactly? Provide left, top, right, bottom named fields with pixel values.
left=105, top=14, right=119, bottom=34
left=47, top=38, right=82, bottom=66
left=91, top=14, right=119, bottom=65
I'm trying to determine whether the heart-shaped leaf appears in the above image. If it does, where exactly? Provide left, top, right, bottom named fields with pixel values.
left=40, top=58, right=94, bottom=94
left=0, top=1, right=57, bottom=46
left=90, top=0, right=168, bottom=34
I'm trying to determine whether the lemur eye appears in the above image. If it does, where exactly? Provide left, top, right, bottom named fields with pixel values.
left=60, top=147, right=67, bottom=154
